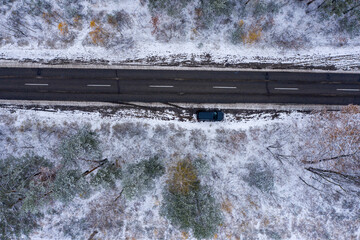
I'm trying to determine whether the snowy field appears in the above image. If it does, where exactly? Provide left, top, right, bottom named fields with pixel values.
left=0, top=104, right=359, bottom=239
left=1, top=0, right=360, bottom=70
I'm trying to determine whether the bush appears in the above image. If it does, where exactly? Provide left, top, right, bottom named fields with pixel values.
left=317, top=0, right=360, bottom=35
left=162, top=158, right=222, bottom=239
left=122, top=156, right=165, bottom=199
left=231, top=21, right=246, bottom=44
left=51, top=169, right=90, bottom=202
left=0, top=154, right=52, bottom=239
left=243, top=163, right=274, bottom=192
left=200, top=0, right=233, bottom=17
left=167, top=159, right=200, bottom=195
left=252, top=0, right=279, bottom=17
left=162, top=186, right=222, bottom=239
left=271, top=28, right=309, bottom=50
left=91, top=161, right=122, bottom=189
left=59, top=125, right=102, bottom=166
left=107, top=10, right=132, bottom=29
left=148, top=0, right=191, bottom=16
left=112, top=122, right=148, bottom=139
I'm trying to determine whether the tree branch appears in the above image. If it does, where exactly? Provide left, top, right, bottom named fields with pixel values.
left=299, top=176, right=323, bottom=192
left=82, top=159, right=108, bottom=177
left=303, top=152, right=357, bottom=164
left=343, top=3, right=360, bottom=14
left=305, top=167, right=360, bottom=192
left=114, top=189, right=124, bottom=202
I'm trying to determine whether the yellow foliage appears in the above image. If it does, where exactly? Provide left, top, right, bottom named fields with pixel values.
left=243, top=27, right=262, bottom=44
left=181, top=231, right=189, bottom=239
left=58, top=22, right=68, bottom=35
left=88, top=21, right=109, bottom=45
left=90, top=20, right=97, bottom=28
left=238, top=20, right=244, bottom=27
left=167, top=159, right=199, bottom=195
left=214, top=233, right=218, bottom=239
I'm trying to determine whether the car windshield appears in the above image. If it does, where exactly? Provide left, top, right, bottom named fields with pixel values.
left=213, top=112, right=217, bottom=119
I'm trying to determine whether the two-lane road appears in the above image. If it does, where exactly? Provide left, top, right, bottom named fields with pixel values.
left=0, top=67, right=359, bottom=104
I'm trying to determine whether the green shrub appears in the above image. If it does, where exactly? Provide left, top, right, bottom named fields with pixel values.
left=243, top=163, right=274, bottom=192
left=122, top=156, right=165, bottom=199
left=162, top=185, right=222, bottom=239
left=161, top=158, right=222, bottom=239
left=231, top=25, right=246, bottom=44
left=252, top=0, right=279, bottom=17
left=0, top=206, right=41, bottom=240
left=59, top=125, right=102, bottom=166
left=91, top=162, right=122, bottom=189
left=148, top=0, right=191, bottom=16
left=0, top=154, right=52, bottom=239
left=201, top=0, right=233, bottom=17
left=51, top=169, right=90, bottom=202
left=317, top=0, right=360, bottom=35
left=21, top=181, right=50, bottom=213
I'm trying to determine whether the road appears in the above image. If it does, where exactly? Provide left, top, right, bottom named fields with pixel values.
left=0, top=67, right=359, bottom=104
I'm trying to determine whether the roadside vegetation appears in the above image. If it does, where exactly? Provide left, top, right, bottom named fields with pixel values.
left=1, top=0, right=360, bottom=51
left=0, top=105, right=359, bottom=239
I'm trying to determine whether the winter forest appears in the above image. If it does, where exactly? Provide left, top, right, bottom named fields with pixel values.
left=0, top=105, right=359, bottom=239
left=1, top=0, right=360, bottom=68
left=1, top=0, right=360, bottom=239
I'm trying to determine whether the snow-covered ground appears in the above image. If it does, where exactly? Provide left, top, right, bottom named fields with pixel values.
left=0, top=104, right=359, bottom=239
left=1, top=0, right=360, bottom=70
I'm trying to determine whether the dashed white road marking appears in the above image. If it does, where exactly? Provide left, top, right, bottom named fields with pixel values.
left=149, top=85, right=174, bottom=88
left=87, top=84, right=111, bottom=87
left=336, top=88, right=360, bottom=92
left=274, top=87, right=299, bottom=91
left=213, top=86, right=237, bottom=89
left=25, top=83, right=49, bottom=86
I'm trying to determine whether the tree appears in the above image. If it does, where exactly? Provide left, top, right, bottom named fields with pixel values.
left=0, top=154, right=51, bottom=239
left=59, top=125, right=102, bottom=166
left=301, top=105, right=360, bottom=173
left=122, top=156, right=165, bottom=199
left=161, top=159, right=222, bottom=239
left=299, top=105, right=360, bottom=193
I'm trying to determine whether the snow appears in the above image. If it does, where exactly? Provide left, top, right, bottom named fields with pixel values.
left=1, top=0, right=360, bottom=70
left=0, top=103, right=359, bottom=239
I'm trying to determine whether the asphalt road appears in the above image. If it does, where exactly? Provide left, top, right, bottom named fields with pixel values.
left=0, top=67, right=359, bottom=105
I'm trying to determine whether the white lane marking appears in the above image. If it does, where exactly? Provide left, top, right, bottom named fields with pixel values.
left=274, top=88, right=299, bottom=91
left=149, top=85, right=174, bottom=88
left=174, top=78, right=185, bottom=81
left=336, top=88, right=360, bottom=92
left=25, top=83, right=49, bottom=86
left=213, top=86, right=237, bottom=89
left=87, top=84, right=111, bottom=87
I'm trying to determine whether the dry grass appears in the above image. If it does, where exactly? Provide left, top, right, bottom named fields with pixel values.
left=167, top=159, right=199, bottom=195
left=221, top=198, right=233, bottom=214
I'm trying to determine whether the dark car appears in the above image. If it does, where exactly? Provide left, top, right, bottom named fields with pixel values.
left=196, top=110, right=224, bottom=121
